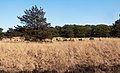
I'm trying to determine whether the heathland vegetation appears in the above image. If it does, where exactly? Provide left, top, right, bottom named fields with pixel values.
left=0, top=38, right=120, bottom=73
left=0, top=6, right=120, bottom=73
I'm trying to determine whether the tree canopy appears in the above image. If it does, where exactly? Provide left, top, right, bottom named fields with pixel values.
left=17, top=5, right=52, bottom=41
left=112, top=18, right=120, bottom=37
left=18, top=5, right=50, bottom=29
left=0, top=6, right=120, bottom=41
left=0, top=28, right=4, bottom=40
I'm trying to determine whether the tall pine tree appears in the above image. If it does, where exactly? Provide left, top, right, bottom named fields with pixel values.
left=18, top=5, right=50, bottom=29
left=17, top=5, right=51, bottom=41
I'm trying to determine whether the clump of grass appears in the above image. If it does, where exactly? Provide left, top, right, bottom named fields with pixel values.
left=63, top=38, right=68, bottom=41
left=78, top=38, right=82, bottom=41
left=69, top=38, right=75, bottom=41
left=89, top=37, right=94, bottom=40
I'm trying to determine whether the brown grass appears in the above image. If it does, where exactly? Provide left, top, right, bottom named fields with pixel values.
left=0, top=38, right=120, bottom=72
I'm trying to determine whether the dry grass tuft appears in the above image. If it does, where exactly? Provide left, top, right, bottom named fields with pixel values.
left=0, top=38, right=120, bottom=72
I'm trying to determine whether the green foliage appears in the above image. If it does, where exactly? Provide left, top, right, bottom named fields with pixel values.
left=73, top=25, right=88, bottom=37
left=3, top=24, right=113, bottom=41
left=61, top=25, right=74, bottom=38
left=0, top=28, right=4, bottom=40
left=0, top=28, right=3, bottom=32
left=91, top=24, right=111, bottom=37
left=2, top=7, right=120, bottom=40
left=5, top=28, right=23, bottom=38
left=112, top=18, right=120, bottom=37
left=17, top=5, right=52, bottom=41
left=55, top=26, right=62, bottom=37
left=53, top=24, right=111, bottom=38
left=18, top=5, right=50, bottom=29
left=48, top=27, right=59, bottom=37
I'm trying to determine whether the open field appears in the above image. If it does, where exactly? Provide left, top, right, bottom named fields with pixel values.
left=0, top=38, right=120, bottom=73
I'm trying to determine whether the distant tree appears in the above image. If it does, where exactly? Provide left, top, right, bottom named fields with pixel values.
left=55, top=26, right=62, bottom=37
left=61, top=25, right=74, bottom=38
left=14, top=25, right=31, bottom=38
left=73, top=25, right=88, bottom=37
left=111, top=17, right=120, bottom=37
left=48, top=27, right=59, bottom=37
left=91, top=24, right=111, bottom=37
left=85, top=25, right=93, bottom=37
left=5, top=28, right=15, bottom=38
left=0, top=28, right=3, bottom=32
left=0, top=28, right=4, bottom=40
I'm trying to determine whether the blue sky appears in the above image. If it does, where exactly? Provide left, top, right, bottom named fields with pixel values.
left=0, top=0, right=120, bottom=31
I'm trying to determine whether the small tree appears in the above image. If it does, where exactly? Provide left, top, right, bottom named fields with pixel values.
left=18, top=5, right=50, bottom=29
left=0, top=28, right=4, bottom=40
left=112, top=16, right=120, bottom=37
left=17, top=5, right=51, bottom=41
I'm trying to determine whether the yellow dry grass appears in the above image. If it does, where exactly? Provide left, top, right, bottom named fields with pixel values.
left=0, top=38, right=120, bottom=72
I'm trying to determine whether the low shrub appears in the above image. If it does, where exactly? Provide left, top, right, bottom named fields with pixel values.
left=89, top=37, right=94, bottom=40
left=78, top=38, right=82, bottom=41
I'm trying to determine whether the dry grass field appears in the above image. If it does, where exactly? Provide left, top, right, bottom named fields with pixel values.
left=0, top=38, right=120, bottom=73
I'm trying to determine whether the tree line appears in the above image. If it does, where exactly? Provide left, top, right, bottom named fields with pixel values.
left=0, top=5, right=120, bottom=41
